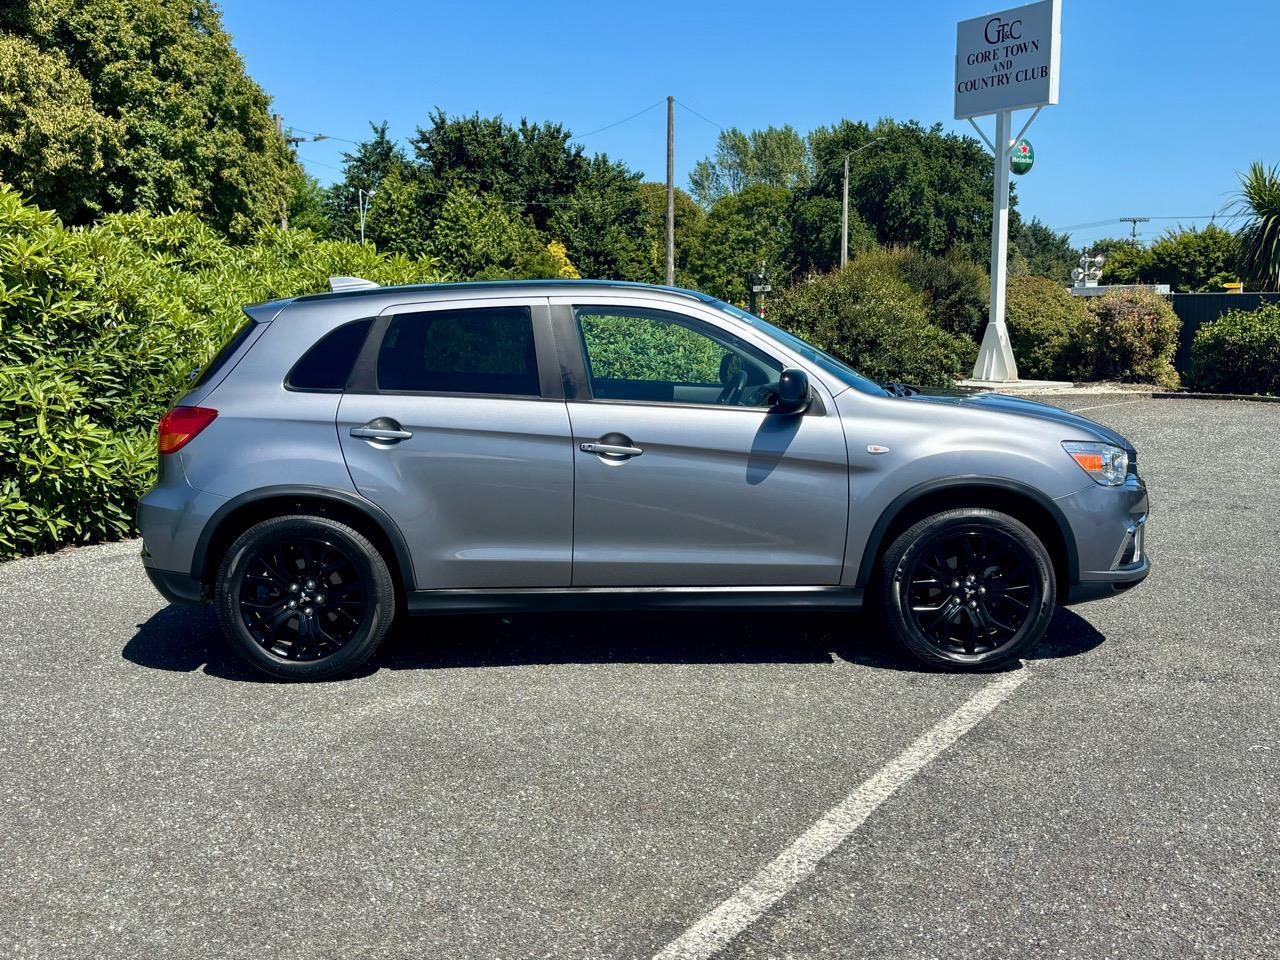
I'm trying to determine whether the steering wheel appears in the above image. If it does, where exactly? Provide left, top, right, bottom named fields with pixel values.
left=717, top=369, right=748, bottom=405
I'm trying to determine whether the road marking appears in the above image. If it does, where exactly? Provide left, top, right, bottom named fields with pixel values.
left=652, top=669, right=1030, bottom=960
left=1066, top=398, right=1148, bottom=414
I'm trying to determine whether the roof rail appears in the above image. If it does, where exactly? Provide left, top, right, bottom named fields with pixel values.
left=328, top=276, right=380, bottom=293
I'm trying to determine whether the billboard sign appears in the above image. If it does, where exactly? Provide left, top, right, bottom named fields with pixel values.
left=955, top=0, right=1060, bottom=120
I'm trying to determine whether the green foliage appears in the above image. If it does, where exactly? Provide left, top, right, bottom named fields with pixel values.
left=785, top=194, right=875, bottom=277
left=579, top=313, right=724, bottom=383
left=1013, top=218, right=1077, bottom=284
left=685, top=184, right=792, bottom=304
left=1190, top=302, right=1280, bottom=395
left=804, top=119, right=1006, bottom=261
left=1098, top=241, right=1152, bottom=285
left=688, top=126, right=811, bottom=208
left=0, top=184, right=442, bottom=558
left=0, top=34, right=122, bottom=223
left=1097, top=225, right=1240, bottom=292
left=0, top=0, right=296, bottom=238
left=549, top=155, right=649, bottom=280
left=286, top=168, right=331, bottom=236
left=873, top=246, right=990, bottom=342
left=1004, top=275, right=1092, bottom=380
left=770, top=260, right=977, bottom=387
left=1231, top=162, right=1280, bottom=292
left=1086, top=288, right=1181, bottom=388
left=636, top=182, right=705, bottom=284
left=322, top=122, right=412, bottom=243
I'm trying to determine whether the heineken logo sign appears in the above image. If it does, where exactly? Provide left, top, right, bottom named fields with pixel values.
left=1010, top=139, right=1034, bottom=175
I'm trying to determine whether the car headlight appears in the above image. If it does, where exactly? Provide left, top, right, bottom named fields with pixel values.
left=1062, top=441, right=1129, bottom=486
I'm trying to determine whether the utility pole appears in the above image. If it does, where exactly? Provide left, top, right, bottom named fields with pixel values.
left=839, top=138, right=884, bottom=268
left=666, top=96, right=675, bottom=286
left=840, top=154, right=850, bottom=269
left=1120, top=216, right=1150, bottom=242
left=274, top=113, right=329, bottom=232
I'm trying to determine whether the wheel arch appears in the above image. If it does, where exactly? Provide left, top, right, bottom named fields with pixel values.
left=192, top=485, right=415, bottom=594
left=855, top=477, right=1077, bottom=593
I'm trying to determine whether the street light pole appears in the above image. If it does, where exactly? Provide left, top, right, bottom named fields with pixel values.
left=840, top=138, right=884, bottom=268
left=358, top=188, right=375, bottom=245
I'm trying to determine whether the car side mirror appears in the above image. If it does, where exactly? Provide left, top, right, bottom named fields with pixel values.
left=772, top=368, right=811, bottom=415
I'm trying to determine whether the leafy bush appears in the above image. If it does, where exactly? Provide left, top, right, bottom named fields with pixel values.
left=1191, top=302, right=1280, bottom=395
left=1086, top=288, right=1181, bottom=387
left=771, top=260, right=977, bottom=387
left=0, top=184, right=443, bottom=558
left=1004, top=275, right=1093, bottom=380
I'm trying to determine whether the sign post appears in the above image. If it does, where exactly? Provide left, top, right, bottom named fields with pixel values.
left=955, top=0, right=1061, bottom=382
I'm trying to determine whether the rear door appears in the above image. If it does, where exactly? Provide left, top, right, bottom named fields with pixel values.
left=553, top=297, right=850, bottom=587
left=337, top=297, right=573, bottom=589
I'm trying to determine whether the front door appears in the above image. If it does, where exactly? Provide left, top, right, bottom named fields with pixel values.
left=556, top=300, right=850, bottom=587
left=337, top=298, right=573, bottom=589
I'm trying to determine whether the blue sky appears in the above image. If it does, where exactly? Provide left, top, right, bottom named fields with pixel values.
left=220, top=0, right=1277, bottom=248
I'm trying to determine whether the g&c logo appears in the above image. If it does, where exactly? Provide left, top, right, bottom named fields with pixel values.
left=984, top=16, right=1022, bottom=44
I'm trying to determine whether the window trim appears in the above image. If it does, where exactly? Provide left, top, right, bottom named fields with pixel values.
left=344, top=299, right=562, bottom=400
left=284, top=317, right=376, bottom=394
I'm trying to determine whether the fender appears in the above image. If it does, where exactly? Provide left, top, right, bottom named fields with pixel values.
left=854, top=475, right=1080, bottom=588
left=190, top=484, right=416, bottom=590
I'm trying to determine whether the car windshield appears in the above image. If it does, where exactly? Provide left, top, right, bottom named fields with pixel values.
left=708, top=300, right=886, bottom=396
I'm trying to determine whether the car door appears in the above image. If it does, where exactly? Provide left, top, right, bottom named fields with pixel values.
left=552, top=297, right=850, bottom=587
left=337, top=297, right=573, bottom=589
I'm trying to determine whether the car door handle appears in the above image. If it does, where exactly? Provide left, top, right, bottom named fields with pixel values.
left=581, top=442, right=643, bottom=458
left=350, top=418, right=413, bottom=442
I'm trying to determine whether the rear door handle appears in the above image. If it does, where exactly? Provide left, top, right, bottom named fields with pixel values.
left=581, top=441, right=643, bottom=458
left=350, top=417, right=413, bottom=442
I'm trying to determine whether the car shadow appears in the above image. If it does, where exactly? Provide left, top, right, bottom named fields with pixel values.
left=123, top=603, right=1105, bottom=680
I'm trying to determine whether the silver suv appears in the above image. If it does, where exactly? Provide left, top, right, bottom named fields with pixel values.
left=138, top=279, right=1149, bottom=680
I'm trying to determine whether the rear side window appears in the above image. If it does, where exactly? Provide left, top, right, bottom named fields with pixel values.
left=286, top=318, right=374, bottom=391
left=191, top=319, right=256, bottom=389
left=376, top=307, right=539, bottom=396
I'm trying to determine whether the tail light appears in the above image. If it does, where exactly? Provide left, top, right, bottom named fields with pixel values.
left=157, top=406, right=218, bottom=454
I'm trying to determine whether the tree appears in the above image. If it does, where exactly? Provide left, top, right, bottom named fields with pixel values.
left=685, top=184, right=792, bottom=304
left=286, top=169, right=331, bottom=236
left=785, top=194, right=875, bottom=276
left=1097, top=225, right=1239, bottom=291
left=803, top=119, right=1005, bottom=261
left=549, top=155, right=649, bottom=281
left=688, top=126, right=811, bottom=208
left=423, top=186, right=542, bottom=279
left=0, top=34, right=121, bottom=223
left=0, top=0, right=295, bottom=238
left=322, top=122, right=412, bottom=242
left=1231, top=161, right=1280, bottom=291
left=636, top=182, right=705, bottom=284
left=1013, top=217, right=1076, bottom=283
left=1098, top=241, right=1152, bottom=285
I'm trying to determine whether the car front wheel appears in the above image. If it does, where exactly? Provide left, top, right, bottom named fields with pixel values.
left=214, top=515, right=396, bottom=680
left=879, top=508, right=1056, bottom=670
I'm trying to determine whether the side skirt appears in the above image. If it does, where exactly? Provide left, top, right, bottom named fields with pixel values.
left=406, top=585, right=864, bottom=616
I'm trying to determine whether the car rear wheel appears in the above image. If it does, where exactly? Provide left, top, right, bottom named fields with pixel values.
left=214, top=515, right=396, bottom=680
left=879, top=508, right=1055, bottom=670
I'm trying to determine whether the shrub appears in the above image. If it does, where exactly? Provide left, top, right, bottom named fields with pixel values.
left=892, top=247, right=989, bottom=342
left=0, top=184, right=443, bottom=558
left=1004, top=275, right=1093, bottom=380
left=1086, top=288, right=1181, bottom=387
left=1190, top=302, right=1280, bottom=395
left=771, top=260, right=977, bottom=387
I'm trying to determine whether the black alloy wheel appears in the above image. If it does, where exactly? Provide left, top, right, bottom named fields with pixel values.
left=879, top=508, right=1056, bottom=670
left=215, top=515, right=396, bottom=680
left=238, top=535, right=368, bottom=661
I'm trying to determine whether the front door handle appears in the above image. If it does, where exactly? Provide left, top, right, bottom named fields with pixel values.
left=581, top=441, right=643, bottom=458
left=350, top=417, right=413, bottom=443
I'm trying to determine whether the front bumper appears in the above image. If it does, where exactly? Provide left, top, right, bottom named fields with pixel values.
left=1057, top=474, right=1151, bottom=606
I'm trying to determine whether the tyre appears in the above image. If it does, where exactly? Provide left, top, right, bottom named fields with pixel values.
left=214, top=515, right=396, bottom=681
left=878, top=508, right=1055, bottom=671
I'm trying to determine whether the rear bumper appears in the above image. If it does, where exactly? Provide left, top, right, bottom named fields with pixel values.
left=143, top=561, right=207, bottom=607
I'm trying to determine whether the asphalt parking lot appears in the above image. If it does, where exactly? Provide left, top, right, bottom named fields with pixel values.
left=3, top=397, right=1278, bottom=959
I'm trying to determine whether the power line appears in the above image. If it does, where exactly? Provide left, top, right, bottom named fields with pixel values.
left=574, top=99, right=666, bottom=139
left=674, top=98, right=725, bottom=131
left=291, top=126, right=361, bottom=145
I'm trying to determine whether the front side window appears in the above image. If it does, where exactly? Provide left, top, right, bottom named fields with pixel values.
left=574, top=306, right=783, bottom=407
left=376, top=306, right=540, bottom=396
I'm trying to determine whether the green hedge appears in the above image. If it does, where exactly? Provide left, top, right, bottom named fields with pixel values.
left=771, top=258, right=977, bottom=387
left=1086, top=287, right=1181, bottom=388
left=1004, top=275, right=1092, bottom=381
left=1191, top=302, right=1280, bottom=395
left=0, top=185, right=443, bottom=558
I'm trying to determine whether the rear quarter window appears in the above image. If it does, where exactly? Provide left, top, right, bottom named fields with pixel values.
left=286, top=319, right=375, bottom=391
left=191, top=319, right=257, bottom=389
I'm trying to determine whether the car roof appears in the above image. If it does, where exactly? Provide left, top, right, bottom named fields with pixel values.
left=287, top=278, right=717, bottom=307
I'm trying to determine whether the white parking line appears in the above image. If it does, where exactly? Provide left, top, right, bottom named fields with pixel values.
left=652, top=669, right=1030, bottom=960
